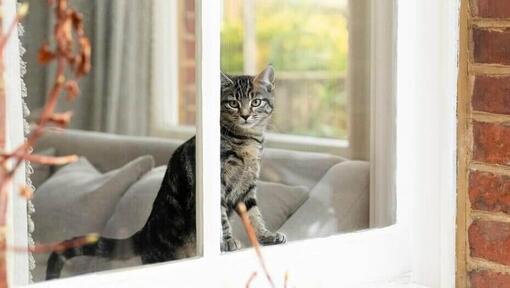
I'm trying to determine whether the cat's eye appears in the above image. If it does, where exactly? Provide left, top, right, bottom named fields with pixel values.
left=228, top=100, right=239, bottom=109
left=251, top=99, right=262, bottom=107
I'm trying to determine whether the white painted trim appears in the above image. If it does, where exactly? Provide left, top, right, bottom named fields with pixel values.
left=4, top=0, right=30, bottom=286
left=369, top=0, right=397, bottom=228
left=195, top=0, right=222, bottom=259
left=32, top=226, right=411, bottom=288
left=409, top=0, right=459, bottom=286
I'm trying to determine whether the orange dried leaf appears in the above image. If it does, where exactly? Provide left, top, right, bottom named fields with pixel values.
left=70, top=11, right=83, bottom=30
left=48, top=111, right=73, bottom=127
left=64, top=80, right=80, bottom=100
left=75, top=37, right=91, bottom=76
left=37, top=44, right=55, bottom=64
left=19, top=185, right=33, bottom=199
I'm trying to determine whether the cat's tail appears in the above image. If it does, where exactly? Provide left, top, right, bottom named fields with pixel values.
left=46, top=232, right=142, bottom=280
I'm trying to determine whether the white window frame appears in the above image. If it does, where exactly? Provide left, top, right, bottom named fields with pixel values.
left=5, top=0, right=459, bottom=286
left=4, top=0, right=30, bottom=285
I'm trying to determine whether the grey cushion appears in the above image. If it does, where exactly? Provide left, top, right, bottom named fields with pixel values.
left=260, top=149, right=345, bottom=189
left=32, top=155, right=154, bottom=281
left=102, top=166, right=167, bottom=238
left=279, top=160, right=370, bottom=240
left=30, top=148, right=56, bottom=189
left=102, top=167, right=310, bottom=247
left=33, top=155, right=155, bottom=243
left=230, top=181, right=309, bottom=246
left=36, top=129, right=182, bottom=172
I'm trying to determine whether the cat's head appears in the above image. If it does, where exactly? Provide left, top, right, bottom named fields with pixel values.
left=220, top=66, right=275, bottom=132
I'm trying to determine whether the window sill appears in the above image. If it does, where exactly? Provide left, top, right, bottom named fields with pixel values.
left=29, top=224, right=410, bottom=287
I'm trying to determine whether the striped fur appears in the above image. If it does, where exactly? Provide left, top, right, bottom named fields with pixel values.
left=45, top=66, right=286, bottom=280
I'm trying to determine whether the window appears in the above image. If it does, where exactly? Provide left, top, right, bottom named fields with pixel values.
left=5, top=0, right=458, bottom=287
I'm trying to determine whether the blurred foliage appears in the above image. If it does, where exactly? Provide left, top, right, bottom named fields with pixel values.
left=221, top=0, right=349, bottom=139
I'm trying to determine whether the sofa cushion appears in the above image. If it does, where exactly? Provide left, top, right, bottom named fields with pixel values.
left=102, top=167, right=309, bottom=246
left=230, top=181, right=309, bottom=246
left=102, top=166, right=167, bottom=238
left=31, top=155, right=154, bottom=281
left=279, top=160, right=370, bottom=240
left=260, top=148, right=345, bottom=189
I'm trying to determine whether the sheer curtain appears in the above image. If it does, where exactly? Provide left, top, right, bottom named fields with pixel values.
left=23, top=0, right=153, bottom=136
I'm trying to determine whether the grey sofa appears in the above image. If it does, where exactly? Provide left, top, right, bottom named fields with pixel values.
left=31, top=129, right=369, bottom=280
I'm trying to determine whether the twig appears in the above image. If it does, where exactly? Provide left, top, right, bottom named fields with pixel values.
left=9, top=233, right=98, bottom=254
left=245, top=271, right=258, bottom=288
left=0, top=0, right=91, bottom=227
left=236, top=202, right=275, bottom=288
left=0, top=5, right=90, bottom=283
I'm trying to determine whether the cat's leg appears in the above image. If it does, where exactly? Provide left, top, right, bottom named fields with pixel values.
left=220, top=205, right=242, bottom=252
left=244, top=192, right=287, bottom=245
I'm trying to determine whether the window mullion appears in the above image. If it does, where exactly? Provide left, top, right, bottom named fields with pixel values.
left=195, top=0, right=222, bottom=258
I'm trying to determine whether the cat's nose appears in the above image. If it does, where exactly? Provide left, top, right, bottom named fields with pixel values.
left=241, top=115, right=249, bottom=121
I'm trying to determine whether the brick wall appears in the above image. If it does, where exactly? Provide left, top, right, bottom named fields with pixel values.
left=458, top=0, right=510, bottom=286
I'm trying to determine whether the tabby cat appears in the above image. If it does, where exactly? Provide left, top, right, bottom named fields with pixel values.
left=46, top=66, right=286, bottom=280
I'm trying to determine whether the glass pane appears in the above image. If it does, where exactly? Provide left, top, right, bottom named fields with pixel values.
left=22, top=0, right=199, bottom=282
left=219, top=0, right=396, bottom=251
left=222, top=0, right=349, bottom=139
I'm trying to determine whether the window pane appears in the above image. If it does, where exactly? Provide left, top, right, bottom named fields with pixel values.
left=23, top=0, right=199, bottom=282
left=218, top=0, right=396, bottom=251
left=221, top=0, right=349, bottom=139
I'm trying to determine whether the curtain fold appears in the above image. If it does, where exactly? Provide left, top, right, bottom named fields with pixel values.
left=24, top=0, right=153, bottom=136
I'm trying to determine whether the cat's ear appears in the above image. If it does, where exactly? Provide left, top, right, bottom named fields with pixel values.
left=254, top=65, right=275, bottom=92
left=221, top=71, right=234, bottom=86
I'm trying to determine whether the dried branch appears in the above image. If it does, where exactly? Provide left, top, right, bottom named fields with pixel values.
left=0, top=2, right=91, bottom=282
left=0, top=0, right=91, bottom=227
left=236, top=202, right=276, bottom=288
left=245, top=271, right=258, bottom=288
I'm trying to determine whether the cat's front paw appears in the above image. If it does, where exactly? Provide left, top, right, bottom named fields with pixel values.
left=221, top=237, right=242, bottom=252
left=258, top=232, right=287, bottom=246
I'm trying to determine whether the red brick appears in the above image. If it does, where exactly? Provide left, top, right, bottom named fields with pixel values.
left=474, top=0, right=510, bottom=19
left=469, top=171, right=510, bottom=214
left=473, top=121, right=510, bottom=165
left=469, top=220, right=510, bottom=265
left=184, top=66, right=195, bottom=84
left=184, top=0, right=195, bottom=13
left=184, top=14, right=195, bottom=34
left=470, top=270, right=510, bottom=288
left=184, top=39, right=196, bottom=60
left=473, top=28, right=510, bottom=65
left=473, top=76, right=510, bottom=115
